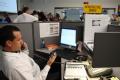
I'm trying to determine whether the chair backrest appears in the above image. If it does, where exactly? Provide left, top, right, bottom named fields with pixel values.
left=0, top=46, right=9, bottom=80
left=0, top=71, right=9, bottom=80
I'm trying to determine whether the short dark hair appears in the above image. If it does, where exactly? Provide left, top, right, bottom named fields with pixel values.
left=22, top=7, right=29, bottom=13
left=18, top=10, right=23, bottom=15
left=0, top=25, right=20, bottom=47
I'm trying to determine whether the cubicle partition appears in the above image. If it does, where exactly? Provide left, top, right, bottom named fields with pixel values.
left=107, top=24, right=120, bottom=32
left=60, top=21, right=84, bottom=28
left=33, top=22, right=60, bottom=53
left=0, top=22, right=34, bottom=57
left=111, top=21, right=120, bottom=25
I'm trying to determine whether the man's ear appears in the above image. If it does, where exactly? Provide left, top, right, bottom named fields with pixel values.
left=6, top=40, right=12, bottom=47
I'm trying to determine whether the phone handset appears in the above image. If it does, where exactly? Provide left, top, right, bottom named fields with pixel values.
left=21, top=42, right=28, bottom=50
left=77, top=41, right=88, bottom=52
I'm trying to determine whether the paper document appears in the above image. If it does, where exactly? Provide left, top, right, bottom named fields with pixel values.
left=64, top=62, right=87, bottom=79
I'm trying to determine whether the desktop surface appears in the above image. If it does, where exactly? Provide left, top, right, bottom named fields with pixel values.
left=55, top=47, right=88, bottom=61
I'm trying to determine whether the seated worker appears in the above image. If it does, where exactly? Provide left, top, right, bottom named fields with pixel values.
left=0, top=25, right=57, bottom=80
left=14, top=6, right=38, bottom=22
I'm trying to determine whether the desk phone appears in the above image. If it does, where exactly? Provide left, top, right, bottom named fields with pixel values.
left=64, top=62, right=87, bottom=80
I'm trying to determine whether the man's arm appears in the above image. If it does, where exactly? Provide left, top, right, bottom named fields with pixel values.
left=47, top=52, right=57, bottom=66
left=41, top=52, right=57, bottom=80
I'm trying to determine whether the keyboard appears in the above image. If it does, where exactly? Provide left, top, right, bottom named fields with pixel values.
left=55, top=49, right=78, bottom=60
left=64, top=62, right=87, bottom=79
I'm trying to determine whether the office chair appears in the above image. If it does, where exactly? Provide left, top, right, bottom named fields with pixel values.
left=0, top=47, right=9, bottom=80
left=0, top=71, right=9, bottom=80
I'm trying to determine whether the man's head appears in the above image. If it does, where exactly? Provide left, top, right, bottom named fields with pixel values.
left=22, top=6, right=32, bottom=14
left=0, top=25, right=23, bottom=52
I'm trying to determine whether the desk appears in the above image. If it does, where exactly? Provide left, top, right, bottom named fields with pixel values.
left=35, top=48, right=113, bottom=80
left=61, top=58, right=100, bottom=80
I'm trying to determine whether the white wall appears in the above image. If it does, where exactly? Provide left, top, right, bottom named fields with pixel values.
left=19, top=0, right=30, bottom=10
left=21, top=0, right=119, bottom=13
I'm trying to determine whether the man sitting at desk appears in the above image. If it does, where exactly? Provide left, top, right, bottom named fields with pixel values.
left=0, top=25, right=56, bottom=80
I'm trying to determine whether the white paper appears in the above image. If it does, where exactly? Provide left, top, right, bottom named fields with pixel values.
left=84, top=14, right=110, bottom=43
left=39, top=22, right=59, bottom=38
left=64, top=62, right=87, bottom=79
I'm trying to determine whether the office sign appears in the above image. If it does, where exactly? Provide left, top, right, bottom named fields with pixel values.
left=83, top=4, right=102, bottom=13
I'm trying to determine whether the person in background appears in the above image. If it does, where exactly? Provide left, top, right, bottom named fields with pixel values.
left=3, top=12, right=12, bottom=23
left=31, top=10, right=39, bottom=18
left=111, top=14, right=117, bottom=21
left=80, top=13, right=85, bottom=21
left=17, top=11, right=23, bottom=15
left=0, top=25, right=57, bottom=80
left=47, top=13, right=54, bottom=21
left=54, top=13, right=61, bottom=21
left=14, top=7, right=38, bottom=22
left=38, top=11, right=48, bottom=21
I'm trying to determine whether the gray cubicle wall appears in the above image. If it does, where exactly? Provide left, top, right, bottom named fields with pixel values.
left=60, top=21, right=84, bottom=28
left=107, top=24, right=120, bottom=32
left=33, top=22, right=60, bottom=50
left=0, top=23, right=34, bottom=57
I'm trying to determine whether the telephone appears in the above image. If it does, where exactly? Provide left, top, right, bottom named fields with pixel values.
left=21, top=42, right=28, bottom=50
left=74, top=41, right=89, bottom=61
left=86, top=66, right=113, bottom=77
left=77, top=41, right=93, bottom=56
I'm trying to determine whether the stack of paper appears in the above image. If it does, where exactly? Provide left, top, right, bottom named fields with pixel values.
left=64, top=62, right=87, bottom=80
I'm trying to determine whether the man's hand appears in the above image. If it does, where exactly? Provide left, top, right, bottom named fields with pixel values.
left=21, top=42, right=28, bottom=50
left=47, top=52, right=57, bottom=66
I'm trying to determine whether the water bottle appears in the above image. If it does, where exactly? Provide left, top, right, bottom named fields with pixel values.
left=40, top=39, right=45, bottom=48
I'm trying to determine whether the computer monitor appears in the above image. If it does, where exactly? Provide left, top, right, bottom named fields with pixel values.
left=60, top=28, right=77, bottom=50
left=92, top=32, right=120, bottom=67
left=0, top=0, right=18, bottom=13
left=59, top=26, right=83, bottom=50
